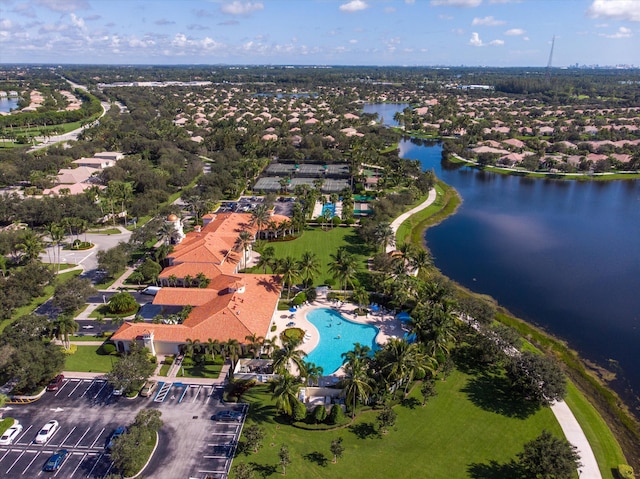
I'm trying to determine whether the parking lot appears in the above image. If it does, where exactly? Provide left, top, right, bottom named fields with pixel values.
left=1, top=378, right=246, bottom=479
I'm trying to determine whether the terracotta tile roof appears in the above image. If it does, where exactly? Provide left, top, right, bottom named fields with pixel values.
left=153, top=288, right=220, bottom=306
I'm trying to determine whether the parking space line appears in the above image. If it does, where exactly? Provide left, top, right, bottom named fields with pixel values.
left=93, top=381, right=107, bottom=399
left=70, top=453, right=87, bottom=477
left=22, top=450, right=41, bottom=474
left=89, top=428, right=105, bottom=449
left=74, top=427, right=91, bottom=447
left=60, top=426, right=77, bottom=446
left=68, top=380, right=83, bottom=397
left=15, top=424, right=33, bottom=444
left=86, top=452, right=104, bottom=478
left=0, top=449, right=11, bottom=462
left=80, top=379, right=95, bottom=398
left=178, top=386, right=189, bottom=403
left=6, top=449, right=25, bottom=473
left=102, top=459, right=115, bottom=478
left=192, top=385, right=202, bottom=402
left=54, top=380, right=70, bottom=396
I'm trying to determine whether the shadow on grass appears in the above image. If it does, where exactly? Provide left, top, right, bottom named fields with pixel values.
left=401, top=396, right=421, bottom=409
left=249, top=462, right=278, bottom=478
left=461, top=373, right=539, bottom=419
left=246, top=403, right=279, bottom=424
left=348, top=421, right=380, bottom=439
left=304, top=451, right=329, bottom=467
left=467, top=460, right=522, bottom=479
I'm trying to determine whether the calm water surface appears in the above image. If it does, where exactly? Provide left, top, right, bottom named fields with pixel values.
left=366, top=103, right=640, bottom=401
left=0, top=97, right=19, bottom=113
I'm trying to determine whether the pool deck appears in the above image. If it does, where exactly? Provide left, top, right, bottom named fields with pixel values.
left=270, top=297, right=405, bottom=374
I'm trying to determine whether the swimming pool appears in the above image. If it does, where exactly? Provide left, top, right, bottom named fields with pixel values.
left=304, top=308, right=379, bottom=375
left=320, top=203, right=336, bottom=218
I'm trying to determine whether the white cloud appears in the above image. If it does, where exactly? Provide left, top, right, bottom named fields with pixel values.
left=431, top=0, right=482, bottom=6
left=600, top=26, right=633, bottom=38
left=588, top=0, right=640, bottom=22
left=452, top=28, right=465, bottom=35
left=339, top=0, right=369, bottom=12
left=220, top=2, right=264, bottom=16
left=523, top=36, right=529, bottom=41
left=472, top=16, right=505, bottom=26
left=70, top=13, right=85, bottom=31
left=405, top=0, right=416, bottom=4
left=469, top=32, right=484, bottom=46
left=385, top=6, right=397, bottom=13
left=505, top=28, right=525, bottom=36
left=489, top=39, right=504, bottom=45
left=349, top=39, right=358, bottom=44
left=439, top=14, right=454, bottom=20
left=36, top=0, right=89, bottom=12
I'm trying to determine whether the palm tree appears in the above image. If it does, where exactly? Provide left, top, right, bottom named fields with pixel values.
left=302, top=361, right=324, bottom=386
left=225, top=338, right=242, bottom=370
left=374, top=222, right=395, bottom=253
left=184, top=338, right=202, bottom=358
left=183, top=274, right=193, bottom=288
left=50, top=314, right=79, bottom=350
left=270, top=372, right=302, bottom=417
left=272, top=339, right=307, bottom=376
left=236, top=230, right=254, bottom=269
left=167, top=274, right=178, bottom=287
left=328, top=247, right=358, bottom=292
left=352, top=286, right=369, bottom=313
left=245, top=333, right=265, bottom=359
left=380, top=338, right=433, bottom=398
left=206, top=338, right=221, bottom=361
left=276, top=256, right=300, bottom=300
left=17, top=229, right=44, bottom=264
left=251, top=204, right=270, bottom=238
left=341, top=356, right=373, bottom=418
left=195, top=272, right=209, bottom=288
left=261, top=336, right=278, bottom=358
left=408, top=248, right=432, bottom=275
left=297, top=251, right=320, bottom=287
left=342, top=342, right=371, bottom=364
left=256, top=246, right=276, bottom=274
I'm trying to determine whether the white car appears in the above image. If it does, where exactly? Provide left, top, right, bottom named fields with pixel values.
left=35, top=420, right=59, bottom=444
left=0, top=423, right=23, bottom=445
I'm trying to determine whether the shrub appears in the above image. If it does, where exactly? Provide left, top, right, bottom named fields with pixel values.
left=305, top=287, right=317, bottom=302
left=108, top=292, right=138, bottom=314
left=293, top=399, right=307, bottom=422
left=99, top=343, right=117, bottom=355
left=618, top=465, right=634, bottom=479
left=312, top=405, right=327, bottom=424
left=292, top=292, right=307, bottom=306
left=281, top=328, right=304, bottom=344
left=164, top=356, right=174, bottom=365
left=62, top=344, right=78, bottom=355
left=327, top=404, right=345, bottom=425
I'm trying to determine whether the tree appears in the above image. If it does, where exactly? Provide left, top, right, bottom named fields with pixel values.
left=302, top=361, right=323, bottom=386
left=16, top=228, right=44, bottom=263
left=256, top=246, right=275, bottom=273
left=244, top=424, right=265, bottom=453
left=236, top=230, right=254, bottom=269
left=97, top=243, right=129, bottom=278
left=328, top=247, right=358, bottom=291
left=352, top=286, right=369, bottom=313
left=341, top=356, right=373, bottom=418
left=312, top=404, right=327, bottom=423
left=106, top=343, right=155, bottom=394
left=270, top=372, right=302, bottom=417
left=50, top=314, right=79, bottom=350
left=297, top=251, right=320, bottom=287
left=373, top=222, right=395, bottom=252
left=233, top=463, right=255, bottom=479
left=376, top=404, right=397, bottom=434
left=108, top=291, right=139, bottom=315
left=52, top=276, right=96, bottom=315
left=330, top=437, right=344, bottom=464
left=245, top=333, right=264, bottom=359
left=5, top=340, right=65, bottom=393
left=278, top=444, right=291, bottom=475
left=137, top=258, right=162, bottom=283
left=184, top=338, right=202, bottom=358
left=111, top=409, right=163, bottom=477
left=272, top=339, right=307, bottom=375
left=506, top=351, right=567, bottom=405
left=516, top=430, right=581, bottom=479
left=275, top=256, right=300, bottom=300
left=420, top=379, right=437, bottom=406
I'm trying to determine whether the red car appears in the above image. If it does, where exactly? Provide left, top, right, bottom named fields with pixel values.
left=46, top=374, right=64, bottom=391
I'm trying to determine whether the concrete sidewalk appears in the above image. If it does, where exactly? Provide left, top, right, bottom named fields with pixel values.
left=387, top=187, right=437, bottom=253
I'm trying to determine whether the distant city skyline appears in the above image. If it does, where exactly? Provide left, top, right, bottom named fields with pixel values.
left=0, top=0, right=638, bottom=67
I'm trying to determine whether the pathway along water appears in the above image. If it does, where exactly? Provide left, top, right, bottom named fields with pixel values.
left=363, top=103, right=640, bottom=409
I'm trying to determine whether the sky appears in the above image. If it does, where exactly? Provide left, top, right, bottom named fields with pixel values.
left=0, top=0, right=639, bottom=67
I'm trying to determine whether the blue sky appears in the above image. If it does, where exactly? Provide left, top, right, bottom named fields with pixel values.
left=0, top=0, right=638, bottom=66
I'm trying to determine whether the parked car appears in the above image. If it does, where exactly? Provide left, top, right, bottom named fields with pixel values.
left=140, top=381, right=157, bottom=397
left=141, top=286, right=161, bottom=296
left=46, top=374, right=64, bottom=391
left=106, top=426, right=126, bottom=451
left=43, top=449, right=68, bottom=471
left=111, top=386, right=124, bottom=396
left=211, top=410, right=243, bottom=422
left=0, top=423, right=23, bottom=445
left=35, top=420, right=59, bottom=444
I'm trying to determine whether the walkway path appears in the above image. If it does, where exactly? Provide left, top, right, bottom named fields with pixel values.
left=387, top=187, right=437, bottom=253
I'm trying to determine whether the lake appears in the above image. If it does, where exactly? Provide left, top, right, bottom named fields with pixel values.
left=0, top=97, right=19, bottom=113
left=366, top=103, right=640, bottom=404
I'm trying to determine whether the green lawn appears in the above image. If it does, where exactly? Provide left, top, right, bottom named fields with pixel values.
left=232, top=370, right=566, bottom=479
left=176, top=357, right=224, bottom=379
left=64, top=345, right=115, bottom=373
left=249, top=226, right=375, bottom=288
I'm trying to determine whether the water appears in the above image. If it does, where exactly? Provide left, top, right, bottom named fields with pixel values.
left=321, top=203, right=336, bottom=218
left=0, top=97, right=19, bottom=113
left=362, top=103, right=406, bottom=127
left=365, top=103, right=640, bottom=402
left=304, top=308, right=380, bottom=375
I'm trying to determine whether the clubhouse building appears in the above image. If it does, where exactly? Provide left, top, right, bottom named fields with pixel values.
left=111, top=212, right=283, bottom=356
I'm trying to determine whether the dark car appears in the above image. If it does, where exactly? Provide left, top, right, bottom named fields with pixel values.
left=211, top=410, right=243, bottom=422
left=46, top=374, right=64, bottom=391
left=106, top=426, right=126, bottom=451
left=44, top=449, right=68, bottom=471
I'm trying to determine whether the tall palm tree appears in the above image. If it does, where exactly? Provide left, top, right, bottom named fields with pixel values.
left=374, top=222, right=395, bottom=253
left=380, top=338, right=433, bottom=398
left=328, top=247, right=358, bottom=292
left=272, top=338, right=307, bottom=376
left=184, top=338, right=202, bottom=358
left=341, top=342, right=371, bottom=364
left=302, top=361, right=324, bottom=386
left=352, top=286, right=369, bottom=313
left=408, top=248, right=432, bottom=275
left=297, top=251, right=320, bottom=287
left=206, top=338, right=221, bottom=361
left=50, top=315, right=79, bottom=350
left=17, top=229, right=44, bottom=264
left=341, top=356, right=373, bottom=418
left=261, top=336, right=278, bottom=359
left=270, top=371, right=302, bottom=417
left=276, top=256, right=300, bottom=300
left=251, top=204, right=270, bottom=238
left=225, top=338, right=242, bottom=370
left=236, top=230, right=254, bottom=269
left=245, top=333, right=265, bottom=359
left=256, top=246, right=276, bottom=274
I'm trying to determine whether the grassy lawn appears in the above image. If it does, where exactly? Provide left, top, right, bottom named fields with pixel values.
left=564, top=381, right=627, bottom=477
left=69, top=334, right=108, bottom=342
left=88, top=228, right=122, bottom=235
left=232, top=370, right=566, bottom=479
left=64, top=345, right=115, bottom=373
left=249, top=226, right=375, bottom=288
left=158, top=363, right=170, bottom=377
left=89, top=304, right=139, bottom=319
left=176, top=357, right=224, bottom=379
